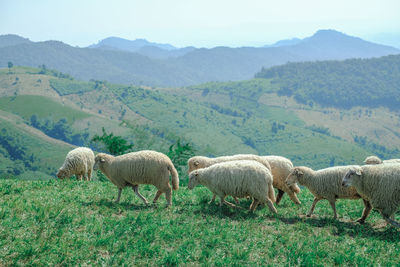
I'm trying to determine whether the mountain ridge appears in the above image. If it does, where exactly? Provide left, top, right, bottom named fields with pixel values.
left=0, top=30, right=398, bottom=87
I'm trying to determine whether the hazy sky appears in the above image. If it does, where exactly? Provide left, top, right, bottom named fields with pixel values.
left=1, top=0, right=399, bottom=48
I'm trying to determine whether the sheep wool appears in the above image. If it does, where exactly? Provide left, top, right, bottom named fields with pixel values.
left=188, top=160, right=277, bottom=213
left=94, top=150, right=179, bottom=206
left=188, top=154, right=301, bottom=205
left=364, top=155, right=400, bottom=165
left=57, top=147, right=95, bottom=181
left=286, top=166, right=371, bottom=223
left=342, top=164, right=400, bottom=227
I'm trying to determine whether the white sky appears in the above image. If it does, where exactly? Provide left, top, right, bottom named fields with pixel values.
left=0, top=0, right=399, bottom=48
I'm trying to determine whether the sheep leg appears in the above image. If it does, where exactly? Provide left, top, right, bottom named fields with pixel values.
left=328, top=200, right=338, bottom=219
left=209, top=194, right=217, bottom=204
left=382, top=213, right=400, bottom=228
left=356, top=199, right=372, bottom=224
left=275, top=189, right=285, bottom=204
left=153, top=190, right=163, bottom=204
left=132, top=185, right=149, bottom=205
left=266, top=198, right=278, bottom=214
left=307, top=197, right=321, bottom=217
left=220, top=196, right=241, bottom=209
left=87, top=169, right=92, bottom=181
left=115, top=188, right=122, bottom=203
left=249, top=199, right=259, bottom=212
left=165, top=188, right=172, bottom=206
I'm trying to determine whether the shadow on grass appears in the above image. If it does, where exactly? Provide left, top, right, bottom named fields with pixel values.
left=79, top=199, right=159, bottom=211
left=279, top=214, right=400, bottom=242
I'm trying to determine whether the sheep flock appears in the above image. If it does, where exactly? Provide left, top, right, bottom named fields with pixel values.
left=56, top=147, right=400, bottom=228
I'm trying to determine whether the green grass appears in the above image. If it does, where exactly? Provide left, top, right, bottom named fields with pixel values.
left=49, top=78, right=96, bottom=96
left=1, top=179, right=399, bottom=266
left=0, top=95, right=91, bottom=122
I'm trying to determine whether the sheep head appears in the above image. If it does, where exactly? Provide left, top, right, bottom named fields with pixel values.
left=188, top=170, right=200, bottom=190
left=56, top=168, right=69, bottom=179
left=342, top=168, right=362, bottom=187
left=286, top=167, right=303, bottom=186
left=187, top=157, right=207, bottom=173
left=94, top=153, right=107, bottom=170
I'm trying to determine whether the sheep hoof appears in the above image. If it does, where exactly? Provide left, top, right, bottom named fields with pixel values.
left=356, top=218, right=365, bottom=224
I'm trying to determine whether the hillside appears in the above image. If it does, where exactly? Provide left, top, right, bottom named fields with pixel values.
left=2, top=65, right=400, bottom=179
left=1, top=179, right=399, bottom=265
left=0, top=30, right=398, bottom=87
left=255, top=54, right=400, bottom=110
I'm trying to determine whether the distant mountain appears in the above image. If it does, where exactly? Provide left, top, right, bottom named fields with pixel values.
left=0, top=34, right=31, bottom=48
left=89, top=37, right=177, bottom=51
left=265, top=38, right=302, bottom=47
left=0, top=30, right=399, bottom=87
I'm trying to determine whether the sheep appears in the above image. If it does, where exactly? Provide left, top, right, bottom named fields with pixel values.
left=188, top=160, right=277, bottom=213
left=93, top=150, right=179, bottom=206
left=286, top=166, right=371, bottom=223
left=342, top=164, right=400, bottom=227
left=57, top=147, right=95, bottom=181
left=364, top=155, right=400, bottom=165
left=188, top=154, right=301, bottom=205
left=263, top=156, right=301, bottom=205
left=188, top=154, right=272, bottom=204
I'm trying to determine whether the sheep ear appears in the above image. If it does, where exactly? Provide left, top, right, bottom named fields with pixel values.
left=355, top=169, right=362, bottom=176
left=100, top=158, right=105, bottom=163
left=194, top=161, right=199, bottom=166
left=295, top=169, right=303, bottom=176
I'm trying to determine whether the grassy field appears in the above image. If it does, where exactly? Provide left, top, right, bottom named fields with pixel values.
left=1, top=179, right=399, bottom=266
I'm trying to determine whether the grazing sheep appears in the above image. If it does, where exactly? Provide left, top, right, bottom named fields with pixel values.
left=342, top=164, right=400, bottom=227
left=364, top=155, right=400, bottom=165
left=286, top=166, right=371, bottom=222
left=188, top=160, right=277, bottom=213
left=57, top=147, right=95, bottom=181
left=188, top=154, right=272, bottom=203
left=188, top=154, right=301, bottom=205
left=94, top=150, right=179, bottom=206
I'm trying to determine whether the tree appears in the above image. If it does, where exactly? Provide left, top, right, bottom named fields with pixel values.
left=90, top=127, right=133, bottom=155
left=167, top=139, right=195, bottom=175
left=7, top=61, right=13, bottom=73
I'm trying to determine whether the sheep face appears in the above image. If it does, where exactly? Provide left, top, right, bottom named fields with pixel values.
left=286, top=168, right=303, bottom=186
left=187, top=158, right=206, bottom=173
left=342, top=169, right=362, bottom=187
left=188, top=171, right=200, bottom=189
left=56, top=168, right=69, bottom=179
left=93, top=154, right=107, bottom=171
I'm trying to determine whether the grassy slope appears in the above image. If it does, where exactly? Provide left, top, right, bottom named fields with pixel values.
left=1, top=179, right=399, bottom=266
left=0, top=117, right=73, bottom=178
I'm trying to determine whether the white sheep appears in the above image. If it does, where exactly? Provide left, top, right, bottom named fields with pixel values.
left=286, top=166, right=372, bottom=222
left=263, top=156, right=301, bottom=205
left=188, top=160, right=277, bottom=213
left=188, top=154, right=301, bottom=204
left=93, top=150, right=179, bottom=206
left=57, top=147, right=95, bottom=181
left=188, top=154, right=272, bottom=203
left=342, top=164, right=400, bottom=227
left=364, top=155, right=400, bottom=165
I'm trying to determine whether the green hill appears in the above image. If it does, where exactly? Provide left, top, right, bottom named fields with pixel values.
left=0, top=179, right=399, bottom=265
left=2, top=64, right=400, bottom=179
left=255, top=54, right=400, bottom=110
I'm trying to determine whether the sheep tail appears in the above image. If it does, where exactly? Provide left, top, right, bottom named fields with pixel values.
left=268, top=182, right=276, bottom=203
left=168, top=163, right=179, bottom=190
left=290, top=184, right=301, bottom=194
